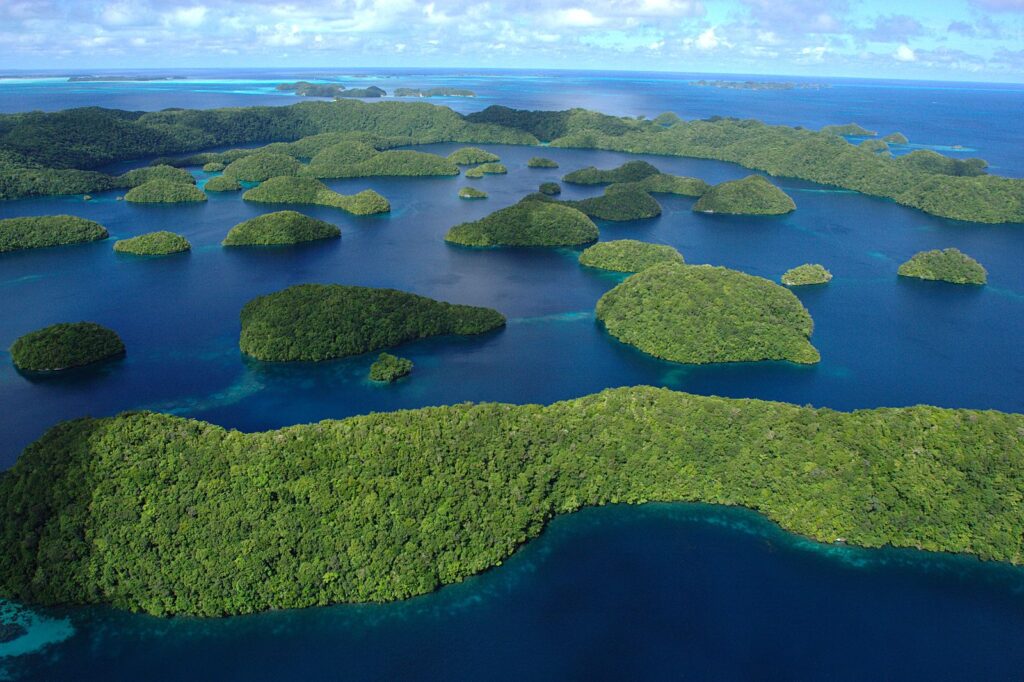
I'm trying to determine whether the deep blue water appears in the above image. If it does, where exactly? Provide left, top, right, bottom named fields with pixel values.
left=2, top=72, right=1024, bottom=680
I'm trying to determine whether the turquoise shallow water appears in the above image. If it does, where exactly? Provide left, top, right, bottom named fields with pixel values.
left=1, top=73, right=1024, bottom=680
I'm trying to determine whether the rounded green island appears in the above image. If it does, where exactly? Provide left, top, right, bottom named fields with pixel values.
left=445, top=197, right=598, bottom=247
left=10, top=322, right=125, bottom=372
left=528, top=157, right=559, bottom=169
left=125, top=180, right=207, bottom=204
left=203, top=161, right=227, bottom=173
left=882, top=132, right=909, bottom=144
left=243, top=177, right=390, bottom=215
left=448, top=148, right=500, bottom=165
left=458, top=187, right=488, bottom=200
left=579, top=240, right=684, bottom=273
left=465, top=163, right=507, bottom=178
left=0, top=215, right=108, bottom=253
left=305, top=142, right=381, bottom=178
left=205, top=175, right=242, bottom=192
left=223, top=153, right=302, bottom=183
left=571, top=184, right=662, bottom=221
left=692, top=175, right=795, bottom=215
left=898, top=248, right=987, bottom=285
left=596, top=262, right=819, bottom=364
left=563, top=160, right=660, bottom=185
left=369, top=352, right=413, bottom=382
left=223, top=211, right=340, bottom=246
left=539, top=182, right=561, bottom=196
left=240, top=284, right=506, bottom=362
left=781, top=263, right=832, bottom=286
left=114, top=231, right=191, bottom=256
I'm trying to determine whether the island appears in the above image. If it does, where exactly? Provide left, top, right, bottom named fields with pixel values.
left=336, top=86, right=387, bottom=98
left=458, top=187, right=487, bottom=199
left=631, top=173, right=710, bottom=196
left=579, top=239, right=684, bottom=272
left=120, top=164, right=196, bottom=186
left=305, top=141, right=383, bottom=177
left=369, top=352, right=414, bottom=382
left=9, top=321, right=125, bottom=372
left=243, top=177, right=390, bottom=215
left=445, top=197, right=598, bottom=247
left=596, top=262, right=819, bottom=364
left=1, top=385, right=1021, bottom=616
left=692, top=175, right=795, bottom=215
left=113, top=231, right=191, bottom=256
left=563, top=160, right=660, bottom=185
left=223, top=211, right=340, bottom=247
left=0, top=215, right=108, bottom=253
left=394, top=88, right=475, bottom=98
left=202, top=161, right=226, bottom=172
left=448, top=147, right=500, bottom=165
left=465, top=163, right=507, bottom=178
left=690, top=80, right=828, bottom=90
left=124, top=179, right=207, bottom=203
left=882, top=132, right=909, bottom=144
left=276, top=81, right=346, bottom=98
left=528, top=157, right=559, bottom=168
left=781, top=263, right=832, bottom=286
left=539, top=182, right=561, bottom=195
left=223, top=153, right=303, bottom=183
left=239, top=284, right=506, bottom=361
left=204, top=175, right=242, bottom=192
left=309, top=150, right=459, bottom=179
left=859, top=139, right=890, bottom=153
left=3, top=100, right=1022, bottom=223
left=821, top=123, right=877, bottom=136
left=550, top=184, right=663, bottom=221
left=897, top=248, right=987, bottom=285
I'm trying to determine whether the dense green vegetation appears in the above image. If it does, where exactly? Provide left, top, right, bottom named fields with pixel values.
left=781, top=263, right=832, bottom=286
left=243, top=177, right=390, bottom=215
left=563, top=160, right=660, bottom=185
left=1, top=384, right=1022, bottom=616
left=3, top=101, right=1021, bottom=221
left=897, top=248, right=987, bottom=285
left=204, top=175, right=242, bottom=192
left=596, top=263, right=819, bottom=364
left=896, top=150, right=987, bottom=177
left=464, top=163, right=507, bottom=178
left=9, top=322, right=124, bottom=371
left=113, top=231, right=191, bottom=256
left=458, top=187, right=487, bottom=199
left=448, top=147, right=499, bottom=165
left=579, top=240, right=684, bottom=272
left=445, top=197, right=599, bottom=247
left=304, top=141, right=381, bottom=177
left=629, top=173, right=710, bottom=197
left=369, top=352, right=414, bottom=382
left=527, top=157, right=559, bottom=168
left=336, top=86, right=387, bottom=98
left=693, top=175, right=795, bottom=215
left=565, top=184, right=663, bottom=221
left=222, top=211, right=340, bottom=246
left=821, top=123, right=876, bottom=136
left=223, top=153, right=303, bottom=182
left=119, top=165, right=195, bottom=187
left=276, top=82, right=347, bottom=98
left=202, top=161, right=226, bottom=172
left=539, top=182, right=561, bottom=195
left=311, top=150, right=459, bottom=178
left=239, top=284, right=506, bottom=361
left=124, top=180, right=207, bottom=203
left=0, top=215, right=108, bottom=253
left=882, top=132, right=909, bottom=144
left=859, top=139, right=890, bottom=154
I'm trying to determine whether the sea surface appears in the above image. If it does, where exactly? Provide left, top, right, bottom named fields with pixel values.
left=1, top=70, right=1023, bottom=680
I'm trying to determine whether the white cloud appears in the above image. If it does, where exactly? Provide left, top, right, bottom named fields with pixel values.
left=555, top=8, right=604, bottom=27
left=695, top=26, right=720, bottom=50
left=893, top=44, right=916, bottom=61
left=163, top=6, right=208, bottom=28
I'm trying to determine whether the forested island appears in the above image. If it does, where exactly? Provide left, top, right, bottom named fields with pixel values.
left=1, top=100, right=1021, bottom=222
left=563, top=160, right=661, bottom=184
left=222, top=211, right=340, bottom=246
left=781, top=263, right=832, bottom=286
left=0, top=215, right=108, bottom=253
left=394, top=88, right=475, bottom=98
left=596, top=263, right=819, bottom=364
left=223, top=153, right=302, bottom=182
left=239, top=284, right=506, bottom=361
left=551, top=183, right=663, bottom=221
left=693, top=175, right=795, bottom=215
left=243, top=177, right=390, bottom=215
left=458, top=187, right=487, bottom=199
left=1, top=385, right=1022, bottom=616
left=579, top=240, right=684, bottom=272
left=114, top=231, right=191, bottom=256
left=277, top=82, right=386, bottom=98
left=528, top=157, right=559, bottom=168
left=898, top=248, right=987, bottom=285
left=445, top=197, right=598, bottom=247
left=204, top=175, right=241, bottom=192
left=539, top=182, right=560, bottom=195
left=124, top=179, right=206, bottom=203
left=448, top=147, right=500, bottom=165
left=369, top=352, right=414, bottom=382
left=465, top=162, right=507, bottom=178
left=9, top=322, right=124, bottom=372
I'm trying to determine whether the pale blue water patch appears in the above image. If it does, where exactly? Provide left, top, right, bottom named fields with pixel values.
left=509, top=310, right=595, bottom=325
left=0, top=601, right=74, bottom=678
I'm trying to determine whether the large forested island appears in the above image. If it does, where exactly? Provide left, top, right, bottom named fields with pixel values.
left=222, top=211, right=340, bottom=246
left=9, top=322, right=124, bottom=372
left=239, top=284, right=506, bottom=361
left=579, top=240, right=684, bottom=272
left=898, top=248, right=988, bottom=285
left=0, top=215, right=108, bottom=253
left=114, top=231, right=191, bottom=256
left=1, top=100, right=1020, bottom=223
left=0, top=385, right=1022, bottom=616
left=596, top=263, right=820, bottom=364
left=243, top=177, right=390, bottom=215
left=445, top=197, right=598, bottom=247
left=693, top=175, right=796, bottom=215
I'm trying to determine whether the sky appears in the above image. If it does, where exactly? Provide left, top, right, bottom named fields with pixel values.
left=1, top=0, right=1023, bottom=82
